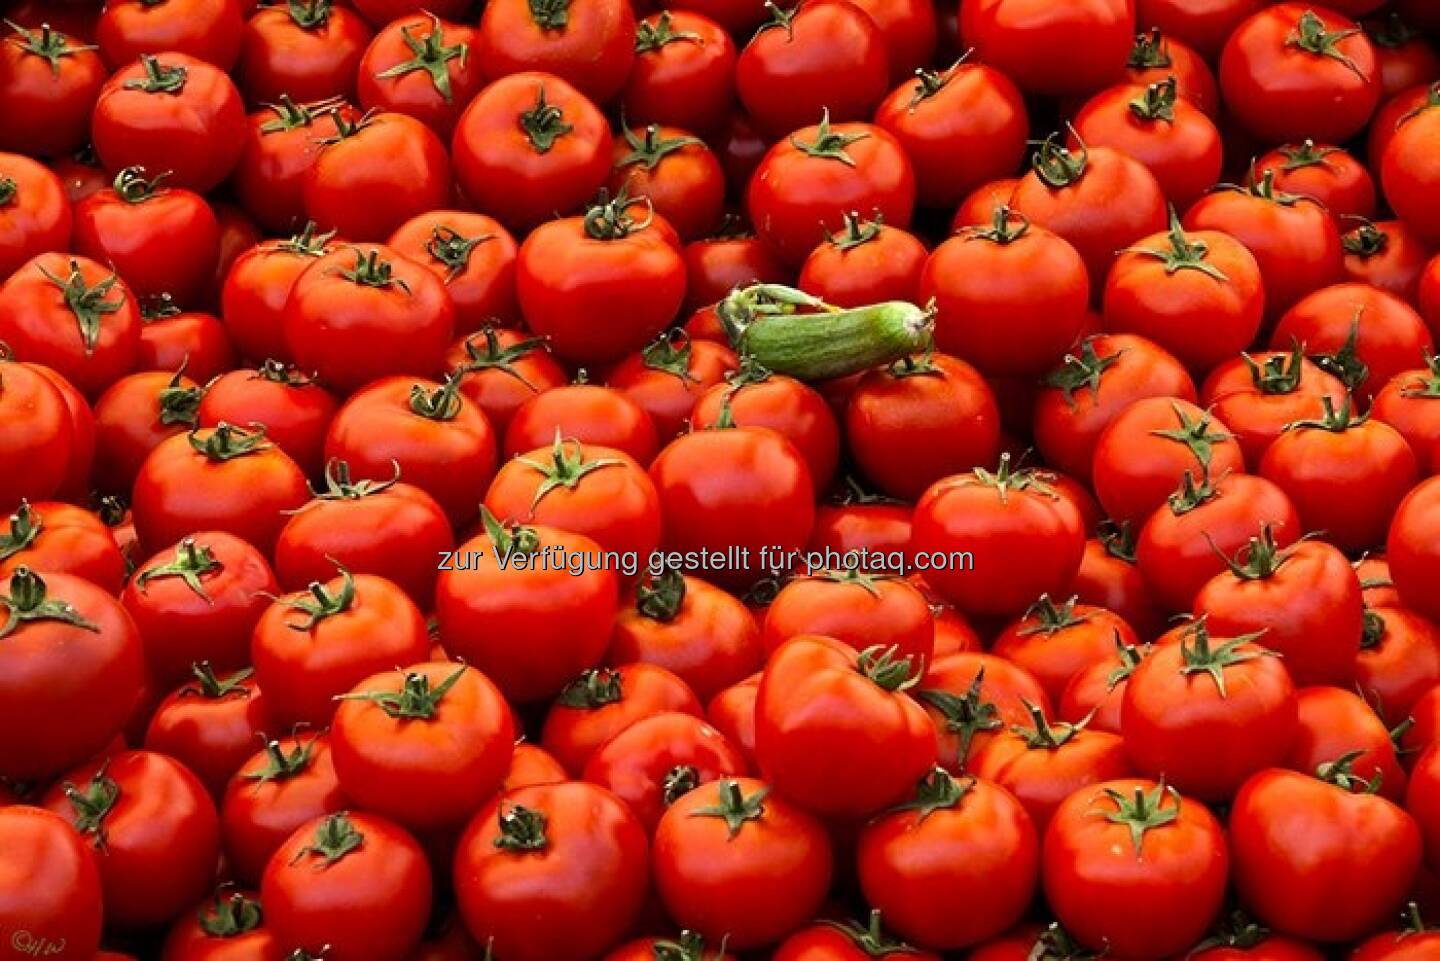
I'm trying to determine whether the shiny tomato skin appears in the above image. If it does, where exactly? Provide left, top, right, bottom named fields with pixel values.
left=26, top=362, right=94, bottom=504
left=1200, top=350, right=1349, bottom=466
left=96, top=0, right=244, bottom=69
left=220, top=231, right=337, bottom=366
left=691, top=374, right=840, bottom=494
left=198, top=365, right=337, bottom=479
left=476, top=0, right=634, bottom=104
left=504, top=383, right=658, bottom=465
left=606, top=335, right=739, bottom=442
left=143, top=667, right=271, bottom=798
left=1342, top=220, right=1432, bottom=304
left=1407, top=743, right=1440, bottom=872
left=1289, top=686, right=1407, bottom=804
left=158, top=889, right=282, bottom=961
left=797, top=219, right=925, bottom=307
left=1390, top=478, right=1440, bottom=622
left=0, top=501, right=125, bottom=594
left=444, top=328, right=568, bottom=435
left=623, top=10, right=737, bottom=137
left=993, top=601, right=1139, bottom=708
left=540, top=663, right=702, bottom=776
left=1124, top=27, right=1219, bottom=116
left=764, top=572, right=933, bottom=663
left=356, top=15, right=482, bottom=140
left=137, top=309, right=237, bottom=384
left=0, top=358, right=71, bottom=510
left=232, top=101, right=353, bottom=235
left=1374, top=362, right=1440, bottom=475
left=1384, top=90, right=1440, bottom=247
left=682, top=232, right=791, bottom=314
left=607, top=123, right=725, bottom=244
left=237, top=2, right=373, bottom=106
left=1135, top=0, right=1265, bottom=59
left=0, top=154, right=72, bottom=283
left=74, top=174, right=219, bottom=305
left=389, top=210, right=520, bottom=334
left=91, top=368, right=203, bottom=494
left=961, top=0, right=1135, bottom=96
left=1256, top=140, right=1377, bottom=221
left=1356, top=606, right=1440, bottom=725
left=0, top=23, right=107, bottom=159
left=0, top=806, right=103, bottom=961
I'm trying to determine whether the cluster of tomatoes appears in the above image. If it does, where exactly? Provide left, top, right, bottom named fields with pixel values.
left=8, top=0, right=1440, bottom=958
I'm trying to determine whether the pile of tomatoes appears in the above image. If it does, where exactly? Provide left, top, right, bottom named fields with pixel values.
left=9, top=0, right=1440, bottom=958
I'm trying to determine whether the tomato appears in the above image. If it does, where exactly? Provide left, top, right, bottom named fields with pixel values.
left=1408, top=743, right=1440, bottom=873
left=808, top=483, right=913, bottom=568
left=43, top=749, right=220, bottom=929
left=159, top=889, right=282, bottom=961
left=237, top=0, right=373, bottom=105
left=444, top=327, right=568, bottom=435
left=284, top=246, right=455, bottom=395
left=198, top=363, right=337, bottom=479
left=1383, top=84, right=1440, bottom=246
left=650, top=423, right=815, bottom=590
left=0, top=154, right=71, bottom=285
left=1340, top=221, right=1430, bottom=308
left=135, top=302, right=236, bottom=384
left=436, top=515, right=618, bottom=703
left=232, top=101, right=351, bottom=236
left=912, top=456, right=1085, bottom=618
left=356, top=15, right=481, bottom=139
left=605, top=123, right=723, bottom=245
left=517, top=191, right=686, bottom=367
left=950, top=177, right=1020, bottom=230
left=505, top=382, right=658, bottom=464
left=682, top=226, right=791, bottom=313
left=1200, top=346, right=1349, bottom=466
left=1375, top=358, right=1440, bottom=474
left=96, top=0, right=243, bottom=69
left=477, top=0, right=634, bottom=103
left=607, top=331, right=739, bottom=441
left=220, top=734, right=345, bottom=885
left=388, top=210, right=520, bottom=334
left=501, top=743, right=568, bottom=793
left=706, top=674, right=760, bottom=766
left=1357, top=606, right=1440, bottom=724
left=920, top=210, right=1087, bottom=379
left=1185, top=914, right=1326, bottom=961
left=747, top=113, right=915, bottom=267
left=1057, top=626, right=1151, bottom=736
left=1033, top=334, right=1197, bottom=483
left=143, top=664, right=270, bottom=797
left=540, top=663, right=701, bottom=774
left=1289, top=686, right=1407, bottom=804
left=451, top=72, right=611, bottom=232
left=992, top=596, right=1139, bottom=708
left=1011, top=138, right=1167, bottom=291
left=1230, top=764, right=1421, bottom=942
left=0, top=21, right=107, bottom=159
left=1256, top=140, right=1377, bottom=221
left=1125, top=27, right=1219, bottom=116
left=0, top=806, right=103, bottom=961
left=653, top=777, right=832, bottom=950
left=332, top=662, right=513, bottom=829
left=1221, top=4, right=1381, bottom=144
left=220, top=226, right=335, bottom=366
left=1183, top=172, right=1343, bottom=320
left=1044, top=779, right=1228, bottom=957
left=796, top=214, right=924, bottom=308
left=1369, top=13, right=1440, bottom=97
left=764, top=569, right=931, bottom=661
left=454, top=782, right=649, bottom=961
left=92, top=53, right=246, bottom=193
left=0, top=253, right=141, bottom=399
left=264, top=812, right=431, bottom=961
left=0, top=358, right=73, bottom=511
left=961, top=0, right=1134, bottom=96
left=623, top=11, right=737, bottom=138
left=692, top=371, right=839, bottom=493
left=92, top=368, right=200, bottom=495
left=736, top=0, right=888, bottom=141
left=773, top=912, right=937, bottom=961
left=0, top=500, right=124, bottom=594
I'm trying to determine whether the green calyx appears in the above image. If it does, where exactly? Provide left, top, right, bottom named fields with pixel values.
left=409, top=373, right=464, bottom=421
left=824, top=210, right=884, bottom=251
left=519, top=83, right=572, bottom=153
left=815, top=566, right=889, bottom=597
left=1215, top=524, right=1293, bottom=580
left=454, top=326, right=548, bottom=390
left=635, top=11, right=700, bottom=53
left=618, top=118, right=701, bottom=171
left=180, top=662, right=254, bottom=699
left=275, top=221, right=335, bottom=257
left=495, top=803, right=549, bottom=851
left=517, top=433, right=621, bottom=511
left=63, top=768, right=120, bottom=847
left=0, top=567, right=99, bottom=639
left=640, top=329, right=700, bottom=384
left=964, top=205, right=1030, bottom=245
left=1151, top=401, right=1233, bottom=470
left=1018, top=594, right=1091, bottom=637
left=1242, top=342, right=1307, bottom=395
left=141, top=292, right=181, bottom=321
left=337, top=247, right=410, bottom=293
left=0, top=177, right=14, bottom=207
left=0, top=501, right=41, bottom=562
left=196, top=890, right=264, bottom=939
left=1102, top=781, right=1181, bottom=856
left=1127, top=27, right=1172, bottom=69
left=1309, top=311, right=1369, bottom=391
left=279, top=565, right=356, bottom=631
left=1362, top=608, right=1386, bottom=650
left=1177, top=618, right=1269, bottom=696
left=915, top=669, right=1002, bottom=766
left=285, top=0, right=333, bottom=30
left=426, top=224, right=494, bottom=282
left=1190, top=911, right=1272, bottom=953
left=337, top=663, right=467, bottom=720
left=111, top=166, right=169, bottom=204
left=557, top=667, right=624, bottom=709
left=1243, top=167, right=1304, bottom=207
left=1045, top=339, right=1124, bottom=408
left=1012, top=699, right=1087, bottom=750
left=1343, top=221, right=1388, bottom=259
left=1289, top=392, right=1366, bottom=433
left=1285, top=9, right=1367, bottom=79
left=1128, top=77, right=1178, bottom=122
left=857, top=644, right=921, bottom=692
left=188, top=423, right=270, bottom=462
left=1278, top=138, right=1339, bottom=171
left=1030, top=131, right=1089, bottom=189
left=260, top=95, right=327, bottom=134
left=1031, top=923, right=1101, bottom=961
left=528, top=0, right=571, bottom=29
left=1316, top=749, right=1383, bottom=794
left=480, top=506, right=541, bottom=557
left=1400, top=354, right=1440, bottom=400
left=36, top=259, right=125, bottom=355
left=1166, top=468, right=1220, bottom=516
left=1123, top=207, right=1228, bottom=282
left=122, top=54, right=187, bottom=94
left=790, top=108, right=869, bottom=167
left=662, top=765, right=700, bottom=807
left=756, top=0, right=797, bottom=38
left=907, top=55, right=967, bottom=110
left=292, top=812, right=364, bottom=867
left=311, top=458, right=401, bottom=501
left=636, top=567, right=687, bottom=622
left=583, top=185, right=653, bottom=240
left=4, top=19, right=96, bottom=75
left=1366, top=12, right=1420, bottom=49
left=892, top=766, right=971, bottom=822
left=374, top=16, right=468, bottom=103
left=1098, top=519, right=1138, bottom=563
left=1105, top=629, right=1148, bottom=691
left=242, top=737, right=317, bottom=785
left=820, top=910, right=918, bottom=957
left=651, top=931, right=722, bottom=961
left=689, top=779, right=768, bottom=839
left=960, top=453, right=1059, bottom=506
left=159, top=367, right=202, bottom=428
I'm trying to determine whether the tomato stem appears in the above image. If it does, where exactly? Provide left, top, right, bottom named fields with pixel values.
left=292, top=812, right=364, bottom=866
left=0, top=567, right=100, bottom=638
left=179, top=661, right=254, bottom=699
left=634, top=12, right=700, bottom=53
left=0, top=501, right=42, bottom=562
left=336, top=664, right=467, bottom=719
left=373, top=15, right=468, bottom=103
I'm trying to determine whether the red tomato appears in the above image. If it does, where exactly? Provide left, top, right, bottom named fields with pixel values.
left=1407, top=743, right=1440, bottom=872
left=797, top=214, right=925, bottom=307
left=159, top=889, right=282, bottom=961
left=476, top=0, right=633, bottom=103
left=961, top=0, right=1135, bottom=96
left=1256, top=140, right=1377, bottom=221
left=623, top=11, right=737, bottom=138
left=845, top=0, right=935, bottom=81
left=505, top=382, right=658, bottom=464
left=682, top=228, right=791, bottom=313
left=143, top=664, right=270, bottom=798
left=1124, top=27, right=1220, bottom=116
left=1289, top=686, right=1407, bottom=804
left=1136, top=0, right=1265, bottom=59
left=0, top=154, right=71, bottom=283
left=1374, top=358, right=1440, bottom=474
left=0, top=806, right=103, bottom=961
left=691, top=372, right=840, bottom=494
left=1200, top=346, right=1349, bottom=466
left=454, top=782, right=649, bottom=961
left=706, top=674, right=760, bottom=766
left=992, top=596, right=1139, bottom=707
left=1043, top=779, right=1228, bottom=957
left=950, top=176, right=1020, bottom=230
left=1342, top=220, right=1432, bottom=304
left=232, top=100, right=352, bottom=236
left=1357, top=606, right=1440, bottom=724
left=653, top=777, right=832, bottom=950
left=607, top=121, right=724, bottom=243
left=0, top=358, right=73, bottom=510
left=1384, top=84, right=1440, bottom=247
left=501, top=742, right=568, bottom=793
left=764, top=569, right=932, bottom=662
left=92, top=368, right=202, bottom=494
left=198, top=362, right=338, bottom=478
left=96, top=0, right=243, bottom=69
left=357, top=15, right=482, bottom=139
left=540, top=663, right=701, bottom=775
left=92, top=53, right=245, bottom=193
left=1058, top=625, right=1152, bottom=734
left=444, top=327, right=568, bottom=435
left=0, top=500, right=124, bottom=594
left=237, top=0, right=373, bottom=105
left=1369, top=13, right=1440, bottom=97
left=389, top=210, right=520, bottom=333
left=43, top=749, right=220, bottom=929
left=0, top=22, right=107, bottom=159
left=220, top=226, right=336, bottom=365
left=916, top=652, right=1051, bottom=770
left=606, top=331, right=739, bottom=441
left=136, top=303, right=237, bottom=383
left=263, top=812, right=432, bottom=961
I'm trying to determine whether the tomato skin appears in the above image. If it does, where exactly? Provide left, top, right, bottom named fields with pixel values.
left=1124, top=27, right=1219, bottom=115
left=517, top=207, right=686, bottom=368
left=921, top=215, right=1089, bottom=379
left=1135, top=0, right=1264, bottom=59
left=1201, top=350, right=1349, bottom=466
left=143, top=667, right=271, bottom=798
left=92, top=53, right=246, bottom=194
left=505, top=384, right=659, bottom=464
left=1043, top=779, right=1229, bottom=958
left=682, top=232, right=791, bottom=314
left=43, top=749, right=221, bottom=930
left=0, top=252, right=141, bottom=400
left=1356, top=606, right=1440, bottom=725
left=1220, top=4, right=1381, bottom=144
left=0, top=23, right=106, bottom=159
left=454, top=782, right=649, bottom=961
left=797, top=218, right=925, bottom=307
left=220, top=734, right=346, bottom=886
left=476, top=0, right=634, bottom=104
left=692, top=375, right=840, bottom=494
left=501, top=743, right=568, bottom=793
left=284, top=246, right=455, bottom=396
left=444, top=328, right=568, bottom=435
left=451, top=72, right=611, bottom=233
left=96, top=0, right=243, bottom=69
left=0, top=155, right=72, bottom=283
left=356, top=15, right=482, bottom=140
left=159, top=889, right=282, bottom=961
left=764, top=572, right=933, bottom=663
left=0, top=806, right=104, bottom=961
left=237, top=2, right=373, bottom=105
left=1384, top=93, right=1440, bottom=247
left=608, top=123, right=724, bottom=244
left=1256, top=141, right=1377, bottom=221
left=808, top=500, right=913, bottom=569
left=607, top=335, right=739, bottom=442
left=221, top=233, right=336, bottom=366
left=541, top=663, right=701, bottom=775
left=1374, top=363, right=1440, bottom=475
left=623, top=11, right=737, bottom=138
left=1289, top=686, right=1407, bottom=804
left=1230, top=768, right=1421, bottom=942
left=972, top=724, right=1132, bottom=832
left=232, top=101, right=352, bottom=236
left=0, top=501, right=125, bottom=594
left=993, top=600, right=1140, bottom=708
left=961, top=0, right=1135, bottom=96
left=0, top=360, right=71, bottom=511
left=1408, top=743, right=1440, bottom=872
left=1388, top=479, right=1440, bottom=623
left=137, top=309, right=237, bottom=384
left=1342, top=220, right=1432, bottom=305
left=389, top=211, right=520, bottom=334
left=747, top=119, right=916, bottom=267
left=706, top=674, right=760, bottom=766
left=1069, top=533, right=1168, bottom=647
left=265, top=812, right=432, bottom=961
left=198, top=366, right=337, bottom=479
left=91, top=369, right=202, bottom=495
left=653, top=777, right=832, bottom=950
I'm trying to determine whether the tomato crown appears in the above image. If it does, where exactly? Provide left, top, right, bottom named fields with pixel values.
left=618, top=119, right=702, bottom=172
left=158, top=368, right=203, bottom=428
left=1128, top=77, right=1178, bottom=123
left=1289, top=392, right=1367, bottom=433
left=907, top=56, right=967, bottom=110
left=179, top=662, right=255, bottom=700
left=1342, top=221, right=1388, bottom=259
left=277, top=564, right=357, bottom=631
left=1045, top=340, right=1122, bottom=408
left=426, top=223, right=495, bottom=281
left=0, top=567, right=100, bottom=638
left=197, top=891, right=264, bottom=939
left=583, top=186, right=655, bottom=240
left=1166, top=467, right=1220, bottom=515
left=1308, top=314, right=1370, bottom=392
left=856, top=644, right=922, bottom=692
left=691, top=779, right=769, bottom=838
left=640, top=329, right=701, bottom=382
left=454, top=327, right=549, bottom=386
left=1399, top=354, right=1440, bottom=399
left=335, top=247, right=411, bottom=293
left=5, top=19, right=94, bottom=74
left=141, top=292, right=182, bottom=321
left=188, top=423, right=272, bottom=462
left=634, top=12, right=701, bottom=54
left=0, top=501, right=41, bottom=562
left=661, top=765, right=700, bottom=807
left=481, top=505, right=541, bottom=556
left=1276, top=138, right=1340, bottom=171
left=1150, top=401, right=1233, bottom=472
left=1284, top=10, right=1367, bottom=80
left=1105, top=630, right=1149, bottom=692
left=310, top=458, right=402, bottom=502
left=819, top=910, right=915, bottom=956
left=755, top=0, right=798, bottom=39
left=822, top=210, right=884, bottom=252
left=63, top=767, right=120, bottom=847
left=1365, top=12, right=1421, bottom=49
left=964, top=205, right=1030, bottom=246
left=1315, top=749, right=1385, bottom=794
left=556, top=667, right=625, bottom=709
left=292, top=812, right=365, bottom=866
left=495, top=803, right=550, bottom=851
left=1241, top=343, right=1308, bottom=395
left=528, top=0, right=572, bottom=30
left=1097, top=519, right=1138, bottom=563
left=519, top=83, right=572, bottom=154
left=112, top=165, right=171, bottom=204
left=409, top=375, right=465, bottom=421
left=1122, top=207, right=1229, bottom=282
left=135, top=537, right=223, bottom=599
left=0, top=176, right=14, bottom=207
left=789, top=109, right=869, bottom=168
left=1098, top=782, right=1181, bottom=856
left=122, top=54, right=188, bottom=94
left=1012, top=699, right=1088, bottom=750
left=283, top=0, right=334, bottom=31
left=1187, top=910, right=1273, bottom=953
left=1029, top=923, right=1101, bottom=961
left=915, top=670, right=1002, bottom=767
left=1030, top=132, right=1089, bottom=189
left=336, top=663, right=468, bottom=720
left=36, top=259, right=126, bottom=354
left=274, top=221, right=337, bottom=257
left=374, top=16, right=469, bottom=103
left=891, top=766, right=972, bottom=821
left=636, top=567, right=687, bottom=621
left=1017, top=594, right=1091, bottom=637
left=1126, top=27, right=1172, bottom=69
left=260, top=95, right=337, bottom=134
left=242, top=736, right=319, bottom=785
left=1177, top=618, right=1271, bottom=696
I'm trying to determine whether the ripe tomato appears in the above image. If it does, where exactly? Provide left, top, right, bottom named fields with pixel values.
left=252, top=567, right=430, bottom=726
left=198, top=362, right=337, bottom=478
left=517, top=191, right=685, bottom=367
left=541, top=664, right=701, bottom=775
left=764, top=569, right=932, bottom=661
left=912, top=456, right=1085, bottom=618
left=219, top=734, right=345, bottom=885
left=1342, top=220, right=1432, bottom=304
left=92, top=368, right=202, bottom=494
left=607, top=331, right=739, bottom=441
left=357, top=15, right=481, bottom=139
left=796, top=213, right=925, bottom=306
left=96, top=0, right=243, bottom=69
left=43, top=749, right=220, bottom=929
left=623, top=11, right=737, bottom=138
left=1200, top=347, right=1349, bottom=466
left=444, top=327, right=568, bottom=435
left=237, top=0, right=373, bottom=105
left=0, top=806, right=103, bottom=961
left=1407, top=743, right=1440, bottom=872
left=232, top=101, right=351, bottom=236
left=263, top=812, right=432, bottom=961
left=921, top=210, right=1089, bottom=378
left=747, top=113, right=915, bottom=267
left=607, top=122, right=724, bottom=244
left=1368, top=13, right=1440, bottom=97
left=1230, top=765, right=1421, bottom=942
left=682, top=227, right=791, bottom=313
left=0, top=500, right=125, bottom=594
left=992, top=596, right=1139, bottom=707
left=454, top=782, right=649, bottom=961
left=1374, top=358, right=1440, bottom=474
left=653, top=777, right=832, bottom=950
left=505, top=382, right=658, bottom=463
left=1289, top=686, right=1407, bottom=805
left=961, top=0, right=1134, bottom=96
left=1357, top=606, right=1440, bottom=723
left=607, top=932, right=739, bottom=961
left=451, top=72, right=610, bottom=232
left=692, top=371, right=839, bottom=493
left=0, top=154, right=71, bottom=283
left=1058, top=625, right=1152, bottom=734
left=436, top=515, right=618, bottom=703
left=389, top=210, right=520, bottom=333
left=159, top=889, right=282, bottom=961
left=1383, top=84, right=1440, bottom=246
left=143, top=664, right=270, bottom=798
left=476, top=0, right=633, bottom=103
left=220, top=226, right=335, bottom=365
left=135, top=301, right=236, bottom=384
left=0, top=357, right=73, bottom=511
left=92, top=53, right=245, bottom=193
left=1044, top=780, right=1228, bottom=957
left=0, top=22, right=107, bottom=159
left=1124, top=27, right=1219, bottom=116
left=284, top=246, right=455, bottom=395
left=1220, top=4, right=1381, bottom=144
left=1256, top=140, right=1377, bottom=221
